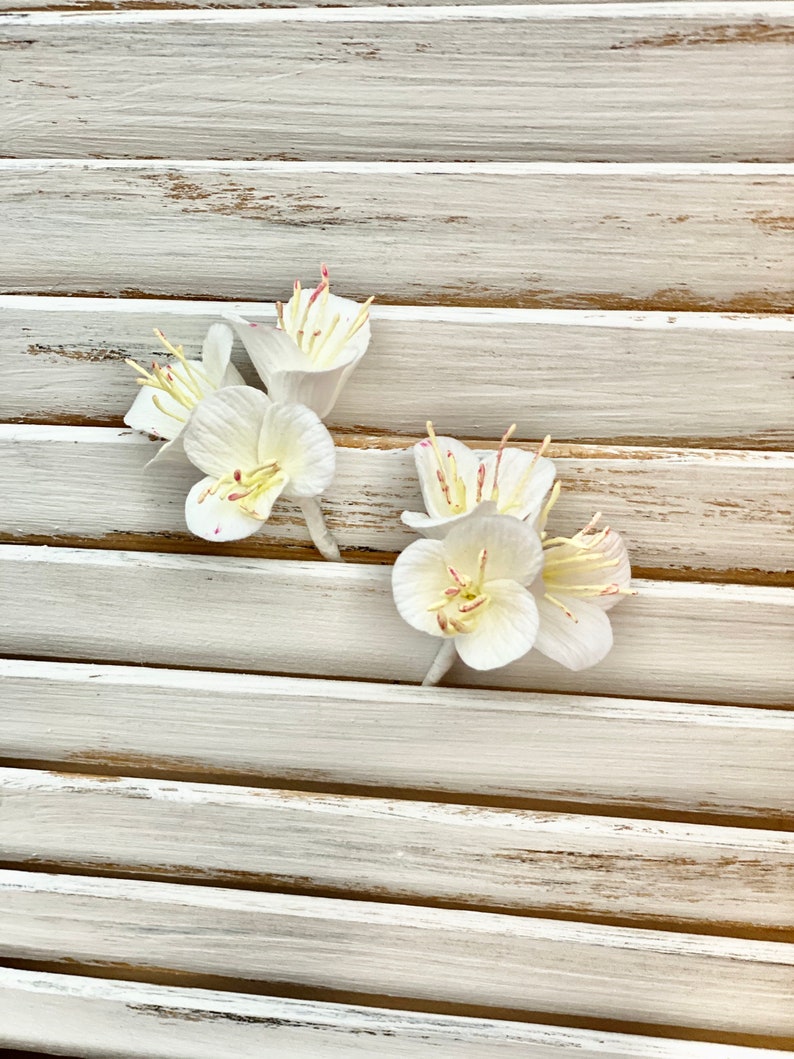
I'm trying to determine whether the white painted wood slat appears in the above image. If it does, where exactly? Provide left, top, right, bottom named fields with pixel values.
left=2, top=425, right=790, bottom=574
left=0, top=546, right=791, bottom=703
left=2, top=660, right=791, bottom=819
left=2, top=769, right=791, bottom=928
left=1, top=872, right=792, bottom=1034
left=1, top=6, right=793, bottom=161
left=5, top=969, right=789, bottom=1059
left=2, top=298, right=793, bottom=446
left=1, top=162, right=791, bottom=309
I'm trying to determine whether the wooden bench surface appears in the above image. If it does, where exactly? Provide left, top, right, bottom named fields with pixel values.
left=0, top=0, right=792, bottom=1054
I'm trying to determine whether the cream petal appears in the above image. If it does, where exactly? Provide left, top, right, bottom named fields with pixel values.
left=265, top=363, right=356, bottom=419
left=185, top=476, right=267, bottom=542
left=182, top=385, right=270, bottom=478
left=200, top=322, right=235, bottom=382
left=144, top=433, right=187, bottom=469
left=392, top=538, right=451, bottom=637
left=413, top=435, right=481, bottom=520
left=443, top=515, right=544, bottom=586
left=484, top=450, right=556, bottom=520
left=221, top=362, right=247, bottom=388
left=286, top=288, right=371, bottom=369
left=454, top=579, right=539, bottom=671
left=258, top=402, right=336, bottom=498
left=123, top=383, right=185, bottom=441
left=224, top=313, right=311, bottom=381
left=587, top=528, right=632, bottom=611
left=534, top=594, right=613, bottom=671
left=401, top=501, right=498, bottom=540
left=544, top=527, right=632, bottom=612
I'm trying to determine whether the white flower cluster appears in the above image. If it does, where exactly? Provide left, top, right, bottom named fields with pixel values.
left=393, top=424, right=634, bottom=685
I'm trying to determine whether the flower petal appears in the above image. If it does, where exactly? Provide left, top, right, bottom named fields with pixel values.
left=185, top=476, right=268, bottom=542
left=123, top=382, right=185, bottom=441
left=258, top=402, right=336, bottom=498
left=534, top=594, right=613, bottom=671
left=544, top=527, right=632, bottom=612
left=586, top=528, right=632, bottom=611
left=392, top=537, right=451, bottom=636
left=454, top=579, right=539, bottom=671
left=286, top=288, right=371, bottom=369
left=443, top=514, right=544, bottom=586
left=200, top=322, right=235, bottom=382
left=484, top=450, right=556, bottom=521
left=414, top=435, right=481, bottom=520
left=223, top=313, right=310, bottom=382
left=182, top=385, right=270, bottom=478
left=265, top=363, right=358, bottom=419
left=144, top=433, right=186, bottom=469
left=401, top=500, right=498, bottom=540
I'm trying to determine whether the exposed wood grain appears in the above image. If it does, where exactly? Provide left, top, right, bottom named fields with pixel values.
left=5, top=0, right=773, bottom=8
left=2, top=659, right=791, bottom=820
left=2, top=297, right=793, bottom=446
left=1, top=7, right=793, bottom=161
left=2, top=768, right=792, bottom=930
left=1, top=425, right=790, bottom=575
left=0, top=546, right=791, bottom=703
left=1, top=162, right=792, bottom=309
left=3, top=969, right=790, bottom=1059
left=2, top=871, right=793, bottom=1035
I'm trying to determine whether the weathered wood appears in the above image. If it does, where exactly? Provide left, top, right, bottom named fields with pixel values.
left=5, top=969, right=789, bottom=1059
left=0, top=546, right=791, bottom=703
left=2, top=297, right=793, bottom=446
left=1, top=162, right=792, bottom=309
left=1, top=425, right=790, bottom=575
left=1, top=7, right=793, bottom=161
left=1, top=872, right=792, bottom=1035
left=2, top=768, right=792, bottom=929
left=2, top=659, right=791, bottom=820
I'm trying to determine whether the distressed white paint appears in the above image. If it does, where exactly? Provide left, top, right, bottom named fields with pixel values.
left=6, top=970, right=790, bottom=1059
left=1, top=425, right=791, bottom=573
left=0, top=546, right=791, bottom=703
left=1, top=6, right=793, bottom=161
left=3, top=297, right=793, bottom=445
left=2, top=768, right=792, bottom=927
left=0, top=163, right=792, bottom=307
left=1, top=871, right=792, bottom=1034
left=2, top=659, right=791, bottom=818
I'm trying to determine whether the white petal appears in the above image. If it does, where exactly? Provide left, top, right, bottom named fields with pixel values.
left=587, top=528, right=633, bottom=611
left=455, top=579, right=539, bottom=671
left=401, top=501, right=498, bottom=540
left=286, top=288, right=371, bottom=369
left=258, top=402, right=336, bottom=498
left=123, top=383, right=184, bottom=441
left=182, top=386, right=270, bottom=478
left=221, top=362, right=247, bottom=387
left=224, top=313, right=310, bottom=383
left=200, top=322, right=234, bottom=382
left=413, top=436, right=481, bottom=520
left=392, top=538, right=451, bottom=636
left=443, top=515, right=544, bottom=586
left=484, top=450, right=556, bottom=521
left=534, top=595, right=613, bottom=671
left=265, top=363, right=358, bottom=419
left=185, top=476, right=267, bottom=542
left=544, top=527, right=633, bottom=612
left=144, top=434, right=187, bottom=469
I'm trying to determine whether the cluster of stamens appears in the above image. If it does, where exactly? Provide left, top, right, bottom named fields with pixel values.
left=427, top=548, right=490, bottom=635
left=126, top=330, right=213, bottom=424
left=275, top=264, right=374, bottom=369
left=198, top=461, right=285, bottom=519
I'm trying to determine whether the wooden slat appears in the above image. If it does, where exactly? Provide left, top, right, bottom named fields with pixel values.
left=2, top=659, right=791, bottom=820
left=1, top=872, right=792, bottom=1035
left=2, top=768, right=792, bottom=930
left=1, top=546, right=791, bottom=703
left=1, top=425, right=790, bottom=576
left=1, top=7, right=793, bottom=161
left=5, top=970, right=789, bottom=1059
left=2, top=298, right=793, bottom=446
left=1, top=162, right=792, bottom=309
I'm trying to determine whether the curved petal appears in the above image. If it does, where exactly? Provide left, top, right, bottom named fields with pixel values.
left=414, top=435, right=481, bottom=520
left=455, top=580, right=538, bottom=671
left=223, top=313, right=311, bottom=384
left=265, top=362, right=359, bottom=419
left=144, top=433, right=186, bottom=469
left=124, top=383, right=184, bottom=441
left=259, top=402, right=336, bottom=498
left=544, top=527, right=632, bottom=612
left=443, top=515, right=544, bottom=586
left=484, top=450, right=556, bottom=520
left=586, top=528, right=632, bottom=611
left=185, top=476, right=266, bottom=542
left=285, top=288, right=371, bottom=370
left=182, top=385, right=270, bottom=478
left=534, top=594, right=613, bottom=671
left=200, top=322, right=235, bottom=382
left=392, top=538, right=450, bottom=636
left=401, top=500, right=498, bottom=540
left=221, top=361, right=247, bottom=388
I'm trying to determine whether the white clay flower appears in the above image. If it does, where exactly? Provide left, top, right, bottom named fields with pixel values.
left=124, top=323, right=244, bottom=466
left=531, top=483, right=634, bottom=671
left=402, top=422, right=556, bottom=539
left=393, top=515, right=544, bottom=682
left=181, top=385, right=340, bottom=559
left=223, top=264, right=373, bottom=419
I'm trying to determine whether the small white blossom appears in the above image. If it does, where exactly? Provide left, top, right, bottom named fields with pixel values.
left=181, top=385, right=339, bottom=559
left=393, top=515, right=544, bottom=680
left=124, top=323, right=244, bottom=466
left=402, top=422, right=555, bottom=539
left=223, top=264, right=373, bottom=419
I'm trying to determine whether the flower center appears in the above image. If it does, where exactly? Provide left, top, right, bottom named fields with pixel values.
left=541, top=508, right=630, bottom=621
left=198, top=461, right=286, bottom=520
left=275, top=264, right=373, bottom=369
left=427, top=548, right=491, bottom=634
left=125, top=330, right=214, bottom=423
